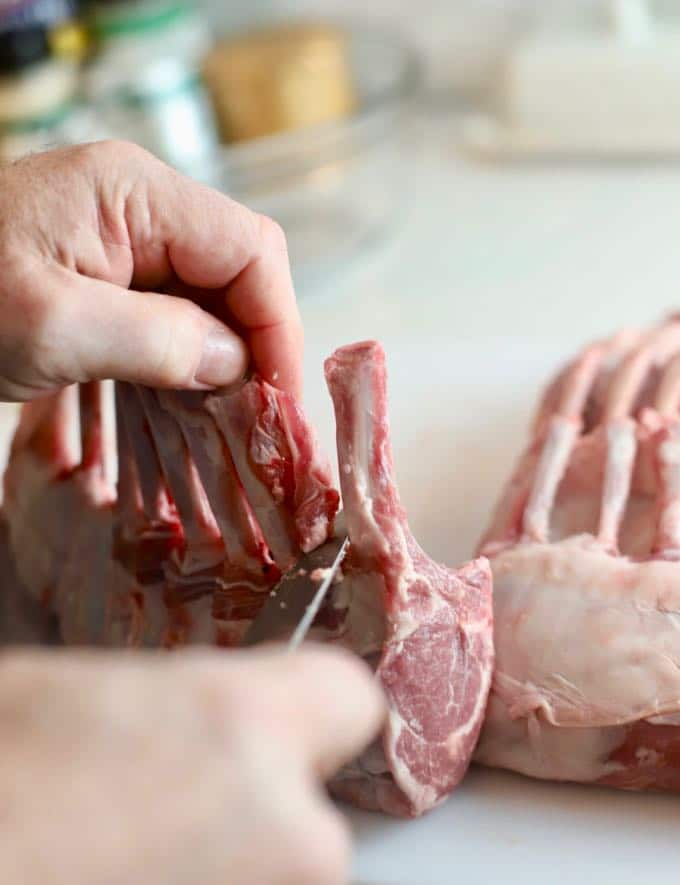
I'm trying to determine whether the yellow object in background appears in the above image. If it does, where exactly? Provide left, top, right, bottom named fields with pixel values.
left=203, top=22, right=356, bottom=143
left=48, top=20, right=90, bottom=62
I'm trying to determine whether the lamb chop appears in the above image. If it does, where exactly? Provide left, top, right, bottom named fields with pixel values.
left=318, top=342, right=494, bottom=816
left=1, top=340, right=494, bottom=817
left=475, top=318, right=680, bottom=790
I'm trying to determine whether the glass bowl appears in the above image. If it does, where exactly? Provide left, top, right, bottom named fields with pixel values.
left=205, top=22, right=422, bottom=291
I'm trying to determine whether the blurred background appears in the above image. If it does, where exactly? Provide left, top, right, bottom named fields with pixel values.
left=1, top=0, right=680, bottom=314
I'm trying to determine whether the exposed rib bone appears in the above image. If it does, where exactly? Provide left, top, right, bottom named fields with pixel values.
left=654, top=353, right=680, bottom=417
left=115, top=383, right=168, bottom=523
left=157, top=390, right=273, bottom=579
left=522, top=346, right=604, bottom=542
left=650, top=352, right=680, bottom=558
left=597, top=419, right=636, bottom=552
left=136, top=386, right=224, bottom=574
left=595, top=324, right=680, bottom=551
left=653, top=423, right=680, bottom=559
left=56, top=381, right=117, bottom=644
left=602, top=323, right=680, bottom=421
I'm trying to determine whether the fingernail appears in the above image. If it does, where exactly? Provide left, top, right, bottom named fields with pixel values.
left=194, top=329, right=246, bottom=388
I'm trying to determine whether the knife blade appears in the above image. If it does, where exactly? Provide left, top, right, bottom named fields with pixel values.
left=241, top=515, right=348, bottom=650
left=287, top=536, right=349, bottom=651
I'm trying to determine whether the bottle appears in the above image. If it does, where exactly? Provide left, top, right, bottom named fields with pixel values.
left=82, top=0, right=220, bottom=180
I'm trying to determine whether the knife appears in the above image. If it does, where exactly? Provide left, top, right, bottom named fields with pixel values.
left=242, top=515, right=349, bottom=650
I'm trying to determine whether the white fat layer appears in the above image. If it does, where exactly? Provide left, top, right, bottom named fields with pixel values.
left=390, top=563, right=445, bottom=641
left=353, top=369, right=377, bottom=530
left=476, top=697, right=627, bottom=782
left=384, top=706, right=438, bottom=814
left=342, top=368, right=389, bottom=560
left=490, top=537, right=680, bottom=728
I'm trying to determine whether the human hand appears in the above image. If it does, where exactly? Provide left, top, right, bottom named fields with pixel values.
left=0, top=141, right=303, bottom=401
left=0, top=645, right=384, bottom=885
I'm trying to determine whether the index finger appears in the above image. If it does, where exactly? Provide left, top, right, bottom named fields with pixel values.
left=144, top=162, right=304, bottom=399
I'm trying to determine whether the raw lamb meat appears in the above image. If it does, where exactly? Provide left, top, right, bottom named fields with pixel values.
left=1, top=339, right=494, bottom=819
left=4, top=376, right=339, bottom=648
left=475, top=318, right=680, bottom=790
left=321, top=342, right=494, bottom=817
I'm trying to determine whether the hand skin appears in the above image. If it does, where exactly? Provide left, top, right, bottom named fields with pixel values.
left=0, top=645, right=385, bottom=885
left=0, top=140, right=304, bottom=401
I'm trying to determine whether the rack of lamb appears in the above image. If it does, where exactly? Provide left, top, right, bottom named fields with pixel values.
left=476, top=318, right=680, bottom=791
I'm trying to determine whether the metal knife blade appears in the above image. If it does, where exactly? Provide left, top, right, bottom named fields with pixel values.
left=287, top=536, right=349, bottom=651
left=241, top=515, right=348, bottom=649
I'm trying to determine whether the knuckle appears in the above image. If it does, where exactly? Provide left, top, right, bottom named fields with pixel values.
left=96, top=139, right=152, bottom=166
left=68, top=140, right=155, bottom=179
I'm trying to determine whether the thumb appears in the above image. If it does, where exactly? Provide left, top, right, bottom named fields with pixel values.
left=46, top=275, right=249, bottom=390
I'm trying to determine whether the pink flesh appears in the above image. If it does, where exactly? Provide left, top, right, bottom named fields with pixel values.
left=477, top=317, right=680, bottom=791
left=157, top=390, right=271, bottom=577
left=4, top=375, right=338, bottom=650
left=206, top=378, right=338, bottom=569
left=325, top=341, right=494, bottom=817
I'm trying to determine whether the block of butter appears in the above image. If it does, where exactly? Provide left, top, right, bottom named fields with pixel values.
left=203, top=22, right=356, bottom=143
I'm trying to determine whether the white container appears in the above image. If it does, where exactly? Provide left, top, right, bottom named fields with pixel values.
left=463, top=0, right=680, bottom=159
